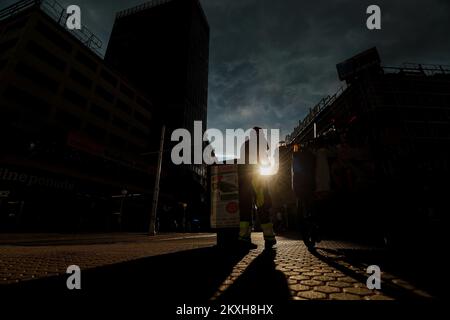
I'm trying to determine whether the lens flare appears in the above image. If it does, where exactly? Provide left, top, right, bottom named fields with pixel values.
left=259, top=163, right=277, bottom=176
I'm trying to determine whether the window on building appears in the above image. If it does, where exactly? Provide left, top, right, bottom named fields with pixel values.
left=35, top=21, right=72, bottom=53
left=95, top=85, right=114, bottom=104
left=134, top=111, right=151, bottom=126
left=69, top=68, right=92, bottom=89
left=63, top=88, right=87, bottom=108
left=109, top=134, right=127, bottom=149
left=75, top=51, right=97, bottom=72
left=15, top=62, right=59, bottom=91
left=0, top=38, right=18, bottom=55
left=85, top=123, right=106, bottom=142
left=2, top=85, right=51, bottom=116
left=55, top=111, right=81, bottom=130
left=116, top=99, right=132, bottom=115
left=120, top=83, right=135, bottom=99
left=127, top=142, right=145, bottom=154
left=136, top=96, right=152, bottom=112
left=0, top=58, right=7, bottom=71
left=131, top=127, right=148, bottom=140
left=100, top=69, right=118, bottom=87
left=90, top=104, right=110, bottom=121
left=26, top=41, right=66, bottom=72
left=112, top=116, right=129, bottom=131
left=0, top=103, right=20, bottom=123
left=4, top=17, right=28, bottom=33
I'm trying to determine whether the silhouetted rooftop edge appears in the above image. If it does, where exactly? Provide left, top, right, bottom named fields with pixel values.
left=0, top=0, right=103, bottom=57
left=286, top=61, right=450, bottom=144
left=116, top=0, right=209, bottom=29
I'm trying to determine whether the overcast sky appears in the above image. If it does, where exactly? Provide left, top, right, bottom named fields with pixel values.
left=3, top=0, right=450, bottom=138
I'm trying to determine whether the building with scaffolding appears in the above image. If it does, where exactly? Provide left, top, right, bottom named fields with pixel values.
left=283, top=48, right=449, bottom=241
left=286, top=48, right=450, bottom=148
left=0, top=0, right=162, bottom=232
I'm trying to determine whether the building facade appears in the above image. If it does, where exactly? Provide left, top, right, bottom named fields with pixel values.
left=284, top=48, right=449, bottom=238
left=0, top=0, right=160, bottom=232
left=105, top=0, right=211, bottom=225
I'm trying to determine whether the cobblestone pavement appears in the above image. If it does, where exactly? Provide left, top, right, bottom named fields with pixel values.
left=212, top=234, right=435, bottom=301
left=0, top=233, right=216, bottom=285
left=0, top=233, right=437, bottom=300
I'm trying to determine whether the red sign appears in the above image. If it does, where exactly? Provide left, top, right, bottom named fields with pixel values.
left=226, top=201, right=238, bottom=214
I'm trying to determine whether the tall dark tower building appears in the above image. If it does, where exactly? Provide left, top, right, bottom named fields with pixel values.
left=105, top=0, right=209, bottom=136
left=105, top=0, right=210, bottom=224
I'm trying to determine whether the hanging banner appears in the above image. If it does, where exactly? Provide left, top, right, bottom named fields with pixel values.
left=210, top=165, right=240, bottom=228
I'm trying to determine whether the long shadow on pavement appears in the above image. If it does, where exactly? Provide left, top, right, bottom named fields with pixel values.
left=216, top=249, right=292, bottom=303
left=2, top=246, right=292, bottom=303
left=310, top=244, right=443, bottom=300
left=3, top=246, right=251, bottom=301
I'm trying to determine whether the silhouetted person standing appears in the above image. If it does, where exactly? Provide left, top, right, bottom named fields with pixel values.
left=238, top=127, right=276, bottom=250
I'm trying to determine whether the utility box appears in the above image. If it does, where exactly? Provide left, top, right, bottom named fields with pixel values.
left=210, top=164, right=240, bottom=247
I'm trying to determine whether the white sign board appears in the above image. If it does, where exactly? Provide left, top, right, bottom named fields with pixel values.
left=210, top=165, right=240, bottom=228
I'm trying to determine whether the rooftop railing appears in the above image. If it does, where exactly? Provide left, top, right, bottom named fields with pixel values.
left=116, top=0, right=173, bottom=19
left=286, top=85, right=347, bottom=144
left=286, top=62, right=450, bottom=144
left=383, top=63, right=450, bottom=76
left=116, top=0, right=209, bottom=28
left=0, top=0, right=103, bottom=57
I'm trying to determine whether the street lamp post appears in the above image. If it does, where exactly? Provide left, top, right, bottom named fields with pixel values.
left=149, top=125, right=166, bottom=236
left=119, top=188, right=128, bottom=230
left=181, top=202, right=188, bottom=232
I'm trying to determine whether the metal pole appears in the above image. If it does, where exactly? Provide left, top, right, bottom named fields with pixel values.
left=149, top=125, right=165, bottom=236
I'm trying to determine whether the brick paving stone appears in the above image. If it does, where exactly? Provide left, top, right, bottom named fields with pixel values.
left=323, top=272, right=340, bottom=277
left=303, top=272, right=323, bottom=277
left=353, top=282, right=368, bottom=288
left=330, top=293, right=361, bottom=300
left=313, top=275, right=336, bottom=282
left=290, top=275, right=310, bottom=281
left=317, top=268, right=334, bottom=272
left=276, top=267, right=289, bottom=272
left=337, top=276, right=357, bottom=283
left=219, top=285, right=229, bottom=292
left=328, top=281, right=353, bottom=288
left=330, top=272, right=345, bottom=277
left=300, top=280, right=323, bottom=287
left=297, top=290, right=327, bottom=300
left=315, top=285, right=341, bottom=294
left=344, top=287, right=374, bottom=296
left=290, top=284, right=310, bottom=292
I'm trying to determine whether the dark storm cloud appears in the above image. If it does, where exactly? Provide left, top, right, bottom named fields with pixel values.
left=3, top=0, right=448, bottom=138
left=202, top=0, right=450, bottom=138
